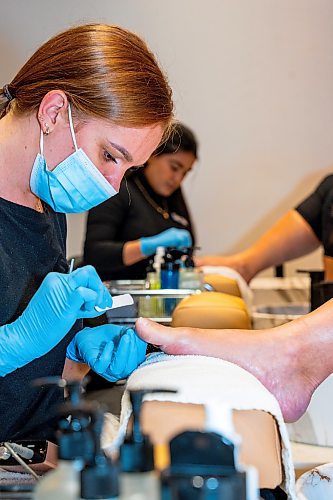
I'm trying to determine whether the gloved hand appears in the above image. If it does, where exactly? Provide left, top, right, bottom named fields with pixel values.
left=140, top=228, right=192, bottom=257
left=66, top=324, right=147, bottom=382
left=0, top=265, right=112, bottom=377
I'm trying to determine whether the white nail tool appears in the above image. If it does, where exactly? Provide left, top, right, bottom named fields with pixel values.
left=69, top=258, right=75, bottom=273
left=94, top=293, right=134, bottom=312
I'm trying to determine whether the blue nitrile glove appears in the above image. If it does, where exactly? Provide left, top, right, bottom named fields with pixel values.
left=0, top=265, right=112, bottom=377
left=66, top=324, right=147, bottom=382
left=140, top=228, right=192, bottom=257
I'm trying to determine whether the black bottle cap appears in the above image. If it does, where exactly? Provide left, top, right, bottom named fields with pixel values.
left=161, top=260, right=180, bottom=272
left=161, top=250, right=179, bottom=272
left=57, top=381, right=95, bottom=462
left=81, top=460, right=119, bottom=499
left=145, top=258, right=155, bottom=275
left=57, top=408, right=94, bottom=461
left=169, top=430, right=236, bottom=476
left=58, top=438, right=93, bottom=462
left=120, top=436, right=154, bottom=473
left=184, top=247, right=195, bottom=268
left=120, top=390, right=154, bottom=473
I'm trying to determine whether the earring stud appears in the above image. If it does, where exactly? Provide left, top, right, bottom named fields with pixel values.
left=44, top=123, right=50, bottom=135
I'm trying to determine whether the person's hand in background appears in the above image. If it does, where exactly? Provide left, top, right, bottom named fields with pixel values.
left=140, top=228, right=192, bottom=256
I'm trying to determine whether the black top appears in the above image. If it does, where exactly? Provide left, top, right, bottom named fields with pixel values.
left=296, top=175, right=333, bottom=256
left=0, top=197, right=81, bottom=442
left=84, top=168, right=195, bottom=280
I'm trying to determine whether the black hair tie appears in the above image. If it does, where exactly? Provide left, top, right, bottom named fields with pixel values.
left=3, top=84, right=13, bottom=102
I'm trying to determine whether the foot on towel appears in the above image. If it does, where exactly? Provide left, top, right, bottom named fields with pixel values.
left=136, top=301, right=333, bottom=423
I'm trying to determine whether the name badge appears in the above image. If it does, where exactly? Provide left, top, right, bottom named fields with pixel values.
left=170, top=212, right=189, bottom=227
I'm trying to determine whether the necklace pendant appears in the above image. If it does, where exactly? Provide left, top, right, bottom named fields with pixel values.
left=134, top=177, right=170, bottom=220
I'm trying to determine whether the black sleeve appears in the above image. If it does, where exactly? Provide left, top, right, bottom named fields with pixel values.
left=84, top=183, right=129, bottom=277
left=295, top=175, right=333, bottom=241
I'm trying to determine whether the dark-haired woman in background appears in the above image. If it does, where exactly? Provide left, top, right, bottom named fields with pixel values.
left=84, top=122, right=198, bottom=280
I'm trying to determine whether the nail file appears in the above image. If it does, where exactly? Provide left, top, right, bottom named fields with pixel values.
left=94, top=293, right=134, bottom=312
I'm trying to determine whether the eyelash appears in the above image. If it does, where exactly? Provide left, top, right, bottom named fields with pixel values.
left=128, top=165, right=142, bottom=173
left=104, top=149, right=118, bottom=164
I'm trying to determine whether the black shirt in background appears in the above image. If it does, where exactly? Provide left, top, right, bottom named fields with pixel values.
left=84, top=168, right=195, bottom=280
left=0, top=197, right=81, bottom=442
left=295, top=175, right=333, bottom=256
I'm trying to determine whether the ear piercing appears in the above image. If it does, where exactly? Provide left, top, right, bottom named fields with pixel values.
left=38, top=114, right=50, bottom=134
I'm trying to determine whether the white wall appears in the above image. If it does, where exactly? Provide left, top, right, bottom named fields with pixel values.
left=2, top=0, right=333, bottom=276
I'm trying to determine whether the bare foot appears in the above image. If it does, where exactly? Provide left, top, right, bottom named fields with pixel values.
left=136, top=311, right=332, bottom=422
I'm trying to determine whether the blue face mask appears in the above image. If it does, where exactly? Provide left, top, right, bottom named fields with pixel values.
left=30, top=104, right=117, bottom=213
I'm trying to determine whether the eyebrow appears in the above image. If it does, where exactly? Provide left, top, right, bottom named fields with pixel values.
left=171, top=159, right=191, bottom=170
left=108, top=141, right=133, bottom=162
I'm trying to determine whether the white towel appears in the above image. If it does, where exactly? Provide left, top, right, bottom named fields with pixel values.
left=296, top=463, right=333, bottom=499
left=201, top=265, right=253, bottom=308
left=0, top=468, right=37, bottom=485
left=105, top=352, right=296, bottom=499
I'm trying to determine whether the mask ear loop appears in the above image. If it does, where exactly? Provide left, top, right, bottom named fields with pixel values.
left=39, top=104, right=77, bottom=156
left=67, top=103, right=78, bottom=152
left=39, top=129, right=44, bottom=156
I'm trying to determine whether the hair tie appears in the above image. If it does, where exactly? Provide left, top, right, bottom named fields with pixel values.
left=3, top=84, right=13, bottom=102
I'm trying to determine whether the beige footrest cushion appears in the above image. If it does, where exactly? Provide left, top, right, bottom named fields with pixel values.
left=204, top=274, right=241, bottom=297
left=172, top=291, right=251, bottom=329
left=117, top=355, right=296, bottom=496
left=140, top=400, right=282, bottom=490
